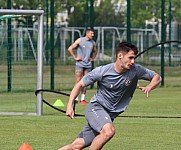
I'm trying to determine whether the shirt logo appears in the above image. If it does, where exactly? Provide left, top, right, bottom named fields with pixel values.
left=92, top=109, right=99, bottom=118
left=125, top=79, right=131, bottom=86
left=105, top=116, right=109, bottom=120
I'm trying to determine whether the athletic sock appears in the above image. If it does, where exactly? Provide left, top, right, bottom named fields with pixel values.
left=80, top=94, right=85, bottom=101
left=75, top=97, right=78, bottom=101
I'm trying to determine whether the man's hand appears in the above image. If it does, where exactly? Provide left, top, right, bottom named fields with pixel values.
left=66, top=105, right=74, bottom=119
left=74, top=56, right=83, bottom=61
left=137, top=74, right=161, bottom=98
left=137, top=84, right=152, bottom=97
left=89, top=58, right=94, bottom=62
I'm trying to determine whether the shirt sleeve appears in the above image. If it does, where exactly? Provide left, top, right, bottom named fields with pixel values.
left=83, top=66, right=103, bottom=86
left=135, top=64, right=156, bottom=81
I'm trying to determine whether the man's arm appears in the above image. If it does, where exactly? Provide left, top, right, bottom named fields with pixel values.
left=90, top=43, right=97, bottom=62
left=68, top=38, right=82, bottom=61
left=66, top=79, right=86, bottom=119
left=138, top=73, right=162, bottom=97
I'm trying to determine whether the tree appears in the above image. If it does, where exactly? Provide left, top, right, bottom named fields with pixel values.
left=0, top=0, right=181, bottom=28
left=131, top=0, right=181, bottom=28
left=0, top=0, right=39, bottom=27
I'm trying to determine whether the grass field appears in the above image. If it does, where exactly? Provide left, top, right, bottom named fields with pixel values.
left=0, top=87, right=181, bottom=150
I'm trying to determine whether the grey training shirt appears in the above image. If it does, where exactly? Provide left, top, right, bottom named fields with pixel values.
left=76, top=37, right=95, bottom=68
left=83, top=63, right=156, bottom=116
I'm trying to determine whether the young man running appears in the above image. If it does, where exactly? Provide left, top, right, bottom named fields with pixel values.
left=59, top=41, right=161, bottom=150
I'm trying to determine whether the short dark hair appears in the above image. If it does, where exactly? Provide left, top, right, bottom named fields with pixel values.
left=116, top=41, right=138, bottom=56
left=86, top=28, right=94, bottom=33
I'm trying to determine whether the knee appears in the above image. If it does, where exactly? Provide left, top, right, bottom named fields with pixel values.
left=71, top=138, right=86, bottom=150
left=58, top=138, right=85, bottom=150
left=101, top=123, right=115, bottom=139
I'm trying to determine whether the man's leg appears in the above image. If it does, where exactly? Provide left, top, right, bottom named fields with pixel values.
left=58, top=138, right=86, bottom=150
left=80, top=69, right=90, bottom=104
left=85, top=102, right=116, bottom=149
left=89, top=123, right=115, bottom=150
left=80, top=87, right=87, bottom=104
left=74, top=70, right=83, bottom=103
left=58, top=123, right=99, bottom=150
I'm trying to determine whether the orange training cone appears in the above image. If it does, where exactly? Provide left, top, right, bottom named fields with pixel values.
left=19, top=143, right=32, bottom=150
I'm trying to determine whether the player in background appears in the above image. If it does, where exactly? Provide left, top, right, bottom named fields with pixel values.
left=68, top=28, right=97, bottom=105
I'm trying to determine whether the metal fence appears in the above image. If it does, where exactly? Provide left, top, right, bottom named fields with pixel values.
left=0, top=0, right=181, bottom=115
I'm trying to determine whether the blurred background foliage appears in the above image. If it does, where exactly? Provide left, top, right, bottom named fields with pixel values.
left=1, top=0, right=181, bottom=28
